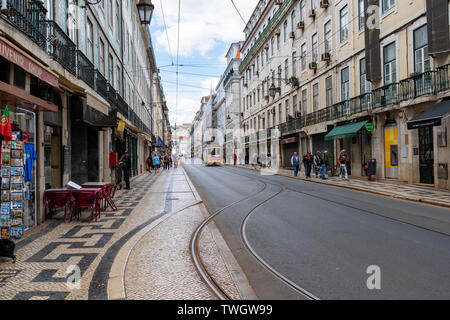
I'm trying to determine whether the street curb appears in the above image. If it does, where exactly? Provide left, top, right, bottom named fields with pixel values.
left=107, top=199, right=202, bottom=300
left=184, top=167, right=259, bottom=300
left=226, top=165, right=450, bottom=209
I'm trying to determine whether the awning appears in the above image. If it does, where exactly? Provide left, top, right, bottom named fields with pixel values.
left=0, top=81, right=58, bottom=112
left=407, top=100, right=450, bottom=129
left=324, top=121, right=368, bottom=141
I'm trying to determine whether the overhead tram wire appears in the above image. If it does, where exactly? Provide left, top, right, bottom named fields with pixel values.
left=175, top=0, right=182, bottom=132
left=159, top=0, right=174, bottom=66
left=230, top=0, right=247, bottom=25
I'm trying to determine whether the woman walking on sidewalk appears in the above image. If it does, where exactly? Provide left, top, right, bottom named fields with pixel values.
left=291, top=152, right=300, bottom=177
left=338, top=149, right=350, bottom=181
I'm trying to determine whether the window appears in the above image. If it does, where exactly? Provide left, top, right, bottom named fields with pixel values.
left=382, top=0, right=395, bottom=13
left=291, top=10, right=296, bottom=32
left=300, top=0, right=306, bottom=22
left=271, top=37, right=274, bottom=56
left=341, top=67, right=350, bottom=102
left=301, top=43, right=307, bottom=71
left=272, top=108, right=276, bottom=126
left=360, top=58, right=371, bottom=94
left=285, top=99, right=290, bottom=122
left=285, top=59, right=289, bottom=80
left=313, top=83, right=319, bottom=111
left=115, top=0, right=120, bottom=41
left=383, top=42, right=396, bottom=84
left=108, top=0, right=113, bottom=27
left=283, top=20, right=288, bottom=42
left=99, top=38, right=105, bottom=75
left=311, top=0, right=316, bottom=10
left=278, top=103, right=282, bottom=124
left=312, top=33, right=318, bottom=62
left=116, top=64, right=121, bottom=92
left=293, top=95, right=298, bottom=114
left=292, top=52, right=297, bottom=77
left=86, top=18, right=94, bottom=62
left=68, top=1, right=78, bottom=44
left=414, top=25, right=430, bottom=73
left=277, top=34, right=280, bottom=50
left=278, top=65, right=282, bottom=88
left=326, top=76, right=333, bottom=107
left=324, top=20, right=332, bottom=53
left=358, top=0, right=365, bottom=30
left=109, top=54, right=114, bottom=84
left=301, top=89, right=308, bottom=114
left=340, top=5, right=349, bottom=43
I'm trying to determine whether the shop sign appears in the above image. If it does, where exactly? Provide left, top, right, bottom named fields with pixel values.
left=117, top=120, right=125, bottom=132
left=281, top=137, right=297, bottom=144
left=0, top=39, right=58, bottom=87
left=365, top=122, right=374, bottom=132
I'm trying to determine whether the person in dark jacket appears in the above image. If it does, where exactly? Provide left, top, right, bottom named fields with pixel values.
left=313, top=151, right=323, bottom=178
left=119, top=151, right=131, bottom=189
left=303, top=152, right=313, bottom=178
left=338, top=149, right=349, bottom=180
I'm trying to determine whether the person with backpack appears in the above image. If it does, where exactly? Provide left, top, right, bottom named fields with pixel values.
left=338, top=149, right=350, bottom=181
left=313, top=151, right=323, bottom=178
left=291, top=152, right=300, bottom=177
left=146, top=155, right=152, bottom=173
left=303, top=152, right=313, bottom=178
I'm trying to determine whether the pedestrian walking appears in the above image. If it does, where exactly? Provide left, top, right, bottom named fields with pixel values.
left=119, top=151, right=131, bottom=190
left=146, top=155, right=152, bottom=173
left=267, top=154, right=272, bottom=168
left=252, top=155, right=258, bottom=169
left=153, top=154, right=161, bottom=170
left=313, top=151, right=323, bottom=178
left=338, top=149, right=350, bottom=181
left=173, top=154, right=178, bottom=168
left=164, top=154, right=170, bottom=170
left=322, top=151, right=329, bottom=180
left=302, top=152, right=313, bottom=178
left=233, top=154, right=237, bottom=166
left=291, top=152, right=300, bottom=177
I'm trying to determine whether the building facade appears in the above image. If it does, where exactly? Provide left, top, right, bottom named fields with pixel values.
left=239, top=0, right=449, bottom=189
left=0, top=0, right=169, bottom=235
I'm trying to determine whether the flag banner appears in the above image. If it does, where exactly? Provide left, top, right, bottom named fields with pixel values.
left=0, top=106, right=12, bottom=141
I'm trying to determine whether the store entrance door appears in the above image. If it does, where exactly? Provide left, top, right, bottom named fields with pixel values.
left=44, top=126, right=62, bottom=189
left=419, top=126, right=434, bottom=184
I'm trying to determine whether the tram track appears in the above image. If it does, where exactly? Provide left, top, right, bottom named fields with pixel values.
left=189, top=166, right=320, bottom=300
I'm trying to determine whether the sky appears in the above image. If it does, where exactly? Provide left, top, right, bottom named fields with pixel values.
left=149, top=0, right=259, bottom=127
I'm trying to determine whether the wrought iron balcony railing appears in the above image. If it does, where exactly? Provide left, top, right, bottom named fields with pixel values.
left=115, top=93, right=129, bottom=117
left=4, top=0, right=47, bottom=51
left=94, top=70, right=108, bottom=100
left=46, top=20, right=76, bottom=75
left=436, top=64, right=449, bottom=93
left=76, top=50, right=95, bottom=90
left=398, top=71, right=435, bottom=101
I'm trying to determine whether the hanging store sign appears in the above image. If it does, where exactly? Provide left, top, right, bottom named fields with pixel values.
left=365, top=122, right=374, bottom=132
left=0, top=39, right=58, bottom=87
left=281, top=137, right=298, bottom=144
left=117, top=120, right=126, bottom=132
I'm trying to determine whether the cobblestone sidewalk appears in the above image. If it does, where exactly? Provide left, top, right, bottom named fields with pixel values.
left=0, top=167, right=246, bottom=300
left=227, top=164, right=450, bottom=208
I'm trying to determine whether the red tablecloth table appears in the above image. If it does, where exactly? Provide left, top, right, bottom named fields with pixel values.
left=81, top=182, right=116, bottom=211
left=43, top=188, right=75, bottom=221
left=71, top=188, right=102, bottom=222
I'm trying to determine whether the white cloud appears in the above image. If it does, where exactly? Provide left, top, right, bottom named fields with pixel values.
left=152, top=0, right=258, bottom=57
left=152, top=0, right=259, bottom=125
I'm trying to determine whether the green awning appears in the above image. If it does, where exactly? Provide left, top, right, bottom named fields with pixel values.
left=324, top=121, right=368, bottom=141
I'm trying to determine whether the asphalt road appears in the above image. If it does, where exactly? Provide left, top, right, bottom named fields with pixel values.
left=183, top=162, right=450, bottom=300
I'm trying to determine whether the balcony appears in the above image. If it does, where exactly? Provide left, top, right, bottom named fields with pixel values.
left=372, top=82, right=398, bottom=109
left=350, top=92, right=371, bottom=114
left=115, top=94, right=129, bottom=118
left=94, top=70, right=108, bottom=101
left=398, top=71, right=435, bottom=101
left=76, top=50, right=95, bottom=90
left=436, top=64, right=450, bottom=93
left=47, top=20, right=76, bottom=75
left=3, top=0, right=47, bottom=51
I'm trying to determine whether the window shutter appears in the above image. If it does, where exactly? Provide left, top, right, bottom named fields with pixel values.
left=426, top=0, right=450, bottom=54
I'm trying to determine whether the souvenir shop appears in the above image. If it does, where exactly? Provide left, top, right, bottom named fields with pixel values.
left=0, top=39, right=59, bottom=239
left=0, top=106, right=37, bottom=239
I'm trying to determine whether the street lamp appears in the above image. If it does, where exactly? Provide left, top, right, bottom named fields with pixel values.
left=269, top=84, right=281, bottom=97
left=137, top=0, right=155, bottom=25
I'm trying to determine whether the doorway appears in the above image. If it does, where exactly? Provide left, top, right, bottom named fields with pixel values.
left=44, top=126, right=62, bottom=189
left=419, top=126, right=434, bottom=184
